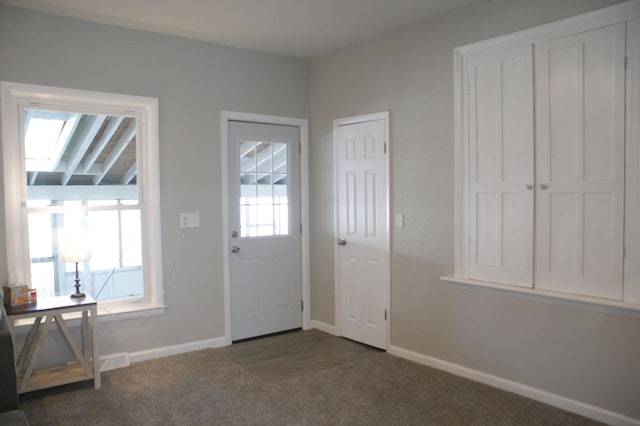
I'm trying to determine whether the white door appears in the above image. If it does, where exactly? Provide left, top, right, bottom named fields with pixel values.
left=534, top=23, right=626, bottom=299
left=466, top=45, right=535, bottom=287
left=228, top=121, right=302, bottom=341
left=334, top=114, right=389, bottom=350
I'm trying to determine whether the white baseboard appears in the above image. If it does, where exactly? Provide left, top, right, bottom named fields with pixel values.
left=311, top=319, right=338, bottom=336
left=128, top=337, right=228, bottom=364
left=388, top=345, right=639, bottom=426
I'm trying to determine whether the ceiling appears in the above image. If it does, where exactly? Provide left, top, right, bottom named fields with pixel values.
left=0, top=0, right=485, bottom=58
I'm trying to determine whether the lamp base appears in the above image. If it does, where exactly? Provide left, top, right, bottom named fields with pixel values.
left=70, top=273, right=86, bottom=299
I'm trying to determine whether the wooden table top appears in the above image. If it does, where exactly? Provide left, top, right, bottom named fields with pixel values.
left=4, top=295, right=97, bottom=316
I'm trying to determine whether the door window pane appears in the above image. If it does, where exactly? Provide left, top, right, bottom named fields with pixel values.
left=239, top=140, right=289, bottom=237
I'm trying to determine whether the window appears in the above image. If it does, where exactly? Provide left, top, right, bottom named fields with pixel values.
left=239, top=140, right=289, bottom=237
left=1, top=82, right=163, bottom=312
left=450, top=5, right=640, bottom=306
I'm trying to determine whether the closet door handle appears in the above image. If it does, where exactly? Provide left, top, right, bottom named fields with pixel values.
left=540, top=184, right=548, bottom=190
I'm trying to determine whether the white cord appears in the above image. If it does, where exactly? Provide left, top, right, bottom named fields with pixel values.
left=101, top=227, right=187, bottom=326
left=163, top=227, right=187, bottom=295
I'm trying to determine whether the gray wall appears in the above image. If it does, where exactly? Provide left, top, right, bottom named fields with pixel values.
left=0, top=5, right=308, bottom=355
left=2, top=0, right=639, bottom=421
left=309, top=0, right=639, bottom=419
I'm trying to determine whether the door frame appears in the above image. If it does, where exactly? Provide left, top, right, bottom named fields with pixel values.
left=333, top=111, right=390, bottom=347
left=221, top=111, right=310, bottom=344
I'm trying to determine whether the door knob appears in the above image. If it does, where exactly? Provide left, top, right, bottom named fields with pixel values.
left=540, top=184, right=548, bottom=190
left=337, top=238, right=347, bottom=246
left=231, top=246, right=240, bottom=254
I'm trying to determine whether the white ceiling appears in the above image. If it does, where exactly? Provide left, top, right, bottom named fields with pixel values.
left=0, top=0, right=484, bottom=58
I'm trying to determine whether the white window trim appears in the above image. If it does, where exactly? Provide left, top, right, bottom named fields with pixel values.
left=1, top=81, right=164, bottom=315
left=446, top=1, right=640, bottom=313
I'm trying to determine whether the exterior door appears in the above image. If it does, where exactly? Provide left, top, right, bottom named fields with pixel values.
left=334, top=113, right=389, bottom=350
left=228, top=121, right=301, bottom=341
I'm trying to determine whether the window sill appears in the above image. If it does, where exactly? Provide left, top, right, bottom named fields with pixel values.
left=10, top=299, right=167, bottom=335
left=441, top=276, right=640, bottom=318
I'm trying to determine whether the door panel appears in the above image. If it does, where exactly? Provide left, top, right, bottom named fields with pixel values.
left=466, top=45, right=535, bottom=286
left=335, top=117, right=388, bottom=350
left=229, top=121, right=301, bottom=340
left=535, top=23, right=625, bottom=299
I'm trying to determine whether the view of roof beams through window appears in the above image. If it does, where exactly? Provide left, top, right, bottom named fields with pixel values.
left=23, top=109, right=137, bottom=186
left=240, top=140, right=287, bottom=185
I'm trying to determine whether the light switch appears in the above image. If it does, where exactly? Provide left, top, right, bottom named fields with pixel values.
left=395, top=213, right=404, bottom=228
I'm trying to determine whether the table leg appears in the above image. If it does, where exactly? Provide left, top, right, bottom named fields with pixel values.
left=90, top=305, right=100, bottom=388
left=19, top=314, right=54, bottom=393
left=16, top=316, right=43, bottom=371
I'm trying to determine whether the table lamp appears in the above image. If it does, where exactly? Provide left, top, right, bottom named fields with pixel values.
left=59, top=229, right=91, bottom=299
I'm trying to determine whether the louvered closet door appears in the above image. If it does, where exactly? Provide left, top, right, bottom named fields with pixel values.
left=534, top=23, right=626, bottom=300
left=467, top=45, right=534, bottom=287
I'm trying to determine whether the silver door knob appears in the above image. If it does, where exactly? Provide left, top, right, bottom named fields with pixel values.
left=231, top=246, right=240, bottom=254
left=540, top=184, right=548, bottom=190
left=526, top=184, right=533, bottom=190
left=337, top=238, right=347, bottom=246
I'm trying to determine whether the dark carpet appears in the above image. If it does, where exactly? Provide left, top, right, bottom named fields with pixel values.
left=19, top=330, right=600, bottom=425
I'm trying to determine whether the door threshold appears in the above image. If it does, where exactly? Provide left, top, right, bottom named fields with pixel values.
left=232, top=327, right=302, bottom=344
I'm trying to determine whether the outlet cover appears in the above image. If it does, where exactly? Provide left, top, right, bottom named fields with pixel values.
left=180, top=212, right=200, bottom=228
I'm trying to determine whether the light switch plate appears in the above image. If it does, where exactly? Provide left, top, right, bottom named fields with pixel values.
left=395, top=213, right=404, bottom=228
left=180, top=212, right=199, bottom=228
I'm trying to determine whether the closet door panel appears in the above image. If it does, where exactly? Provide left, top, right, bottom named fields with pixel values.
left=467, top=45, right=534, bottom=287
left=535, top=23, right=625, bottom=300
left=548, top=45, right=582, bottom=182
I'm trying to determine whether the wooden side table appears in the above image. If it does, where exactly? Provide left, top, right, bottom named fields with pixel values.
left=5, top=295, right=100, bottom=393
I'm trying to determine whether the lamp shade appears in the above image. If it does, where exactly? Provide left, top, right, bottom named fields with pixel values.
left=59, top=229, right=92, bottom=262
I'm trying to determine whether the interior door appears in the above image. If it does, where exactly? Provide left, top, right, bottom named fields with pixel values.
left=228, top=121, right=301, bottom=341
left=335, top=115, right=389, bottom=350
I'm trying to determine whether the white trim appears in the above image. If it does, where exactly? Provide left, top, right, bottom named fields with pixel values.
left=388, top=345, right=640, bottom=426
left=221, top=111, right=310, bottom=345
left=1, top=81, right=164, bottom=310
left=442, top=276, right=640, bottom=318
left=0, top=82, right=29, bottom=284
left=453, top=49, right=467, bottom=277
left=625, top=17, right=640, bottom=304
left=310, top=319, right=339, bottom=336
left=128, top=336, right=228, bottom=364
left=332, top=111, right=391, bottom=348
left=456, top=0, right=640, bottom=56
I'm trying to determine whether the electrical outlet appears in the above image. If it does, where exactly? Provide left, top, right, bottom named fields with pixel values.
left=180, top=212, right=199, bottom=228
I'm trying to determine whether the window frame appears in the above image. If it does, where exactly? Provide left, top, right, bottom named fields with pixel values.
left=1, top=81, right=164, bottom=314
left=446, top=3, right=640, bottom=313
